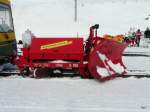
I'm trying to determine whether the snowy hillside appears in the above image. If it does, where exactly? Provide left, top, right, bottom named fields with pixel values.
left=12, top=0, right=150, bottom=40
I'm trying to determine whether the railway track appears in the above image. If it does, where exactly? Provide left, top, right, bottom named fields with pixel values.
left=1, top=72, right=150, bottom=79
left=1, top=52, right=150, bottom=78
left=117, top=74, right=150, bottom=78
left=0, top=70, right=20, bottom=76
left=123, top=52, right=150, bottom=57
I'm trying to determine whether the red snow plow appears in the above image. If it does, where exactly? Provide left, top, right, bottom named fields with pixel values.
left=16, top=24, right=128, bottom=81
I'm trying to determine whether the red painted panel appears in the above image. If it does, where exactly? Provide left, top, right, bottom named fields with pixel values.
left=29, top=38, right=84, bottom=61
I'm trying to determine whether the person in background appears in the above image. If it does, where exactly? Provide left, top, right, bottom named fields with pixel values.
left=127, top=27, right=136, bottom=46
left=144, top=27, right=150, bottom=39
left=135, top=29, right=142, bottom=47
left=131, top=31, right=136, bottom=46
left=124, top=33, right=130, bottom=43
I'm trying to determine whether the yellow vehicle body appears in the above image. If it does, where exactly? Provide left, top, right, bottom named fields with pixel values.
left=0, top=0, right=16, bottom=64
left=0, top=0, right=10, bottom=4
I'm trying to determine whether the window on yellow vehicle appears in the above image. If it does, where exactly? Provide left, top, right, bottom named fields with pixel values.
left=0, top=4, right=13, bottom=32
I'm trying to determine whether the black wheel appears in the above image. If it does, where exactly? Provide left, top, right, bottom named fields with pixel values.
left=20, top=67, right=30, bottom=77
left=33, top=68, right=52, bottom=78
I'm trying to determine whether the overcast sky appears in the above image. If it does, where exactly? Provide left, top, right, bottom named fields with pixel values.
left=11, top=0, right=150, bottom=40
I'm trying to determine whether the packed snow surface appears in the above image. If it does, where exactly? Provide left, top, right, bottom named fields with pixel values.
left=124, top=47, right=150, bottom=72
left=0, top=47, right=150, bottom=112
left=1, top=0, right=150, bottom=112
left=0, top=77, right=150, bottom=112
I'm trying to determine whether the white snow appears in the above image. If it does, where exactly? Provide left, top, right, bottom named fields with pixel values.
left=0, top=77, right=150, bottom=112
left=97, top=51, right=107, bottom=61
left=11, top=0, right=150, bottom=40
left=125, top=47, right=150, bottom=54
left=123, top=56, right=150, bottom=71
left=1, top=0, right=150, bottom=112
left=107, top=61, right=125, bottom=74
left=96, top=66, right=110, bottom=77
left=1, top=47, right=150, bottom=112
left=50, top=60, right=75, bottom=63
left=97, top=51, right=125, bottom=75
left=123, top=47, right=150, bottom=71
left=96, top=51, right=114, bottom=76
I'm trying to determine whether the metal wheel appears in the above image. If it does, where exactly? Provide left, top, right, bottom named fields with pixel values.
left=20, top=67, right=31, bottom=77
left=33, top=68, right=52, bottom=78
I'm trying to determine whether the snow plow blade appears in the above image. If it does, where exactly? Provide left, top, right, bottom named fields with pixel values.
left=88, top=39, right=128, bottom=81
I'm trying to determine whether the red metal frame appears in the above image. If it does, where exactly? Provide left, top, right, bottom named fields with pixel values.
left=16, top=38, right=85, bottom=75
left=16, top=24, right=128, bottom=81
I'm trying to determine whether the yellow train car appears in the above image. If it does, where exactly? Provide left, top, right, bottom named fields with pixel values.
left=0, top=0, right=17, bottom=68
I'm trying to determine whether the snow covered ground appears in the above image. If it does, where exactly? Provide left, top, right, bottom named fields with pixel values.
left=1, top=0, right=150, bottom=112
left=124, top=47, right=150, bottom=73
left=0, top=47, right=150, bottom=112
left=0, top=76, right=150, bottom=112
